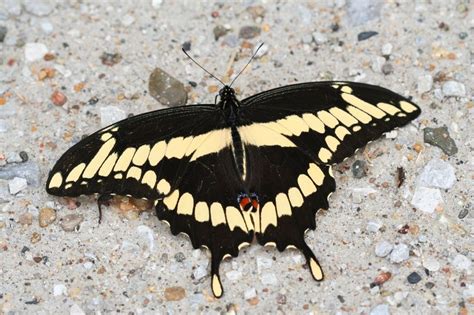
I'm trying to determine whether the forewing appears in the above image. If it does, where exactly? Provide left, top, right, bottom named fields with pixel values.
left=239, top=81, right=421, bottom=164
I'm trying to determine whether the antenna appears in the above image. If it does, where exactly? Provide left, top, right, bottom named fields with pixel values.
left=182, top=48, right=225, bottom=86
left=229, top=42, right=264, bottom=87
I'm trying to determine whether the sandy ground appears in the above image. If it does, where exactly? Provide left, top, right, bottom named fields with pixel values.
left=0, top=0, right=473, bottom=314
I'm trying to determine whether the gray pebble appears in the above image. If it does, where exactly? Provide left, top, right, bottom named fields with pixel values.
left=410, top=186, right=443, bottom=214
left=352, top=160, right=367, bottom=178
left=417, top=159, right=456, bottom=189
left=238, top=26, right=261, bottom=39
left=100, top=106, right=126, bottom=127
left=0, top=161, right=40, bottom=186
left=312, top=32, right=328, bottom=44
left=0, top=26, right=7, bottom=43
left=174, top=252, right=186, bottom=262
left=347, top=0, right=382, bottom=26
left=407, top=271, right=421, bottom=284
left=222, top=34, right=239, bottom=48
left=60, top=214, right=84, bottom=232
left=375, top=241, right=393, bottom=257
left=213, top=25, right=229, bottom=41
left=458, top=206, right=469, bottom=219
left=381, top=62, right=394, bottom=75
left=357, top=31, right=378, bottom=41
left=417, top=74, right=433, bottom=94
left=367, top=221, right=382, bottom=233
left=451, top=254, right=471, bottom=271
left=370, top=304, right=390, bottom=315
left=19, top=151, right=28, bottom=162
left=458, top=32, right=468, bottom=40
left=442, top=80, right=466, bottom=97
left=193, top=265, right=207, bottom=281
left=24, top=0, right=54, bottom=16
left=423, top=126, right=458, bottom=156
left=5, top=152, right=23, bottom=164
left=8, top=177, right=28, bottom=195
left=244, top=287, right=257, bottom=300
left=389, top=243, right=409, bottom=263
left=148, top=68, right=188, bottom=107
left=40, top=20, right=54, bottom=35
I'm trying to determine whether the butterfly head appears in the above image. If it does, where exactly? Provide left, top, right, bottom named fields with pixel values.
left=219, top=85, right=236, bottom=100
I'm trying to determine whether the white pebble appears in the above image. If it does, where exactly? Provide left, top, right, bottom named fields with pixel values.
left=423, top=257, right=440, bottom=272
left=451, top=254, right=471, bottom=271
left=417, top=159, right=456, bottom=190
left=53, top=283, right=67, bottom=296
left=193, top=265, right=207, bottom=281
left=385, top=130, right=398, bottom=139
left=40, top=20, right=54, bottom=34
left=100, top=106, right=127, bottom=127
left=260, top=273, right=278, bottom=285
left=371, top=56, right=386, bottom=73
left=381, top=43, right=393, bottom=56
left=24, top=43, right=48, bottom=62
left=410, top=187, right=443, bottom=214
left=121, top=14, right=135, bottom=26
left=417, top=74, right=433, bottom=94
left=244, top=287, right=257, bottom=300
left=367, top=221, right=383, bottom=233
left=225, top=270, right=242, bottom=281
left=312, top=32, right=328, bottom=44
left=137, top=225, right=155, bottom=251
left=375, top=241, right=393, bottom=257
left=151, top=0, right=163, bottom=9
left=442, top=81, right=466, bottom=97
left=370, top=304, right=390, bottom=315
left=389, top=243, right=409, bottom=263
left=8, top=177, right=28, bottom=195
left=256, top=256, right=273, bottom=273
left=70, top=303, right=86, bottom=315
left=83, top=261, right=93, bottom=270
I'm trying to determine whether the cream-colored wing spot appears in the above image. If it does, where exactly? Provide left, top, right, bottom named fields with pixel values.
left=377, top=102, right=400, bottom=115
left=239, top=124, right=296, bottom=148
left=114, top=173, right=123, bottom=179
left=288, top=187, right=304, bottom=208
left=132, top=145, right=150, bottom=166
left=82, top=138, right=116, bottom=178
left=210, top=202, right=226, bottom=226
left=317, top=110, right=338, bottom=128
left=302, top=113, right=325, bottom=133
left=126, top=166, right=142, bottom=180
left=397, top=112, right=407, bottom=117
left=341, top=85, right=353, bottom=94
left=65, top=183, right=72, bottom=189
left=318, top=148, right=332, bottom=163
left=347, top=106, right=372, bottom=124
left=400, top=101, right=418, bottom=113
left=48, top=172, right=63, bottom=188
left=260, top=121, right=293, bottom=136
left=212, top=275, right=223, bottom=298
left=309, top=258, right=323, bottom=280
left=341, top=93, right=386, bottom=119
left=325, top=135, right=340, bottom=152
left=307, top=163, right=324, bottom=186
left=185, top=133, right=207, bottom=156
left=163, top=189, right=179, bottom=210
left=194, top=201, right=209, bottom=223
left=191, top=129, right=231, bottom=161
left=156, top=178, right=171, bottom=195
left=177, top=193, right=194, bottom=215
left=166, top=137, right=187, bottom=159
left=111, top=127, right=119, bottom=132
left=275, top=193, right=292, bottom=217
left=114, top=147, right=136, bottom=172
left=329, top=107, right=358, bottom=127
left=100, top=132, right=113, bottom=142
left=335, top=126, right=351, bottom=141
left=141, top=170, right=157, bottom=188
left=260, top=202, right=277, bottom=233
left=149, top=141, right=166, bottom=166
left=353, top=125, right=362, bottom=132
left=298, top=174, right=317, bottom=196
left=277, top=115, right=309, bottom=136
left=99, top=154, right=118, bottom=177
left=225, top=206, right=247, bottom=232
left=66, top=163, right=86, bottom=182
left=331, top=84, right=340, bottom=89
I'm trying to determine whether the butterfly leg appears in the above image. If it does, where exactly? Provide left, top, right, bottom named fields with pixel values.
left=299, top=240, right=324, bottom=281
left=210, top=251, right=224, bottom=298
left=97, top=194, right=113, bottom=224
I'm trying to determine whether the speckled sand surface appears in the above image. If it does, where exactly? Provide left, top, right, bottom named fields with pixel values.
left=0, top=1, right=473, bottom=314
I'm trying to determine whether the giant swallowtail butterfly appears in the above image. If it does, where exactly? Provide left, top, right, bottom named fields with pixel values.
left=46, top=64, right=420, bottom=297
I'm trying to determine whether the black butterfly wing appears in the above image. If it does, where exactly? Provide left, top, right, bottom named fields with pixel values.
left=239, top=81, right=421, bottom=164
left=46, top=105, right=223, bottom=199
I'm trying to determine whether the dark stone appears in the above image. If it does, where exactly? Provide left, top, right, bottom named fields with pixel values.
left=88, top=97, right=99, bottom=105
left=0, top=26, right=7, bottom=43
left=100, top=52, right=122, bottom=66
left=188, top=81, right=197, bottom=88
left=174, top=252, right=185, bottom=262
left=351, top=160, right=367, bottom=178
left=276, top=293, right=287, bottom=305
left=182, top=41, right=191, bottom=52
left=337, top=295, right=345, bottom=303
left=458, top=205, right=469, bottom=219
left=239, top=26, right=261, bottom=39
left=213, top=25, right=229, bottom=41
left=407, top=272, right=422, bottom=284
left=425, top=282, right=435, bottom=289
left=458, top=32, right=468, bottom=40
left=423, top=126, right=458, bottom=156
left=382, top=62, right=394, bottom=75
left=357, top=31, right=378, bottom=41
left=148, top=68, right=187, bottom=107
left=19, top=151, right=28, bottom=162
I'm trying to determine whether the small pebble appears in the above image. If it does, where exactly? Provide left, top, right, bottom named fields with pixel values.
left=375, top=241, right=393, bottom=257
left=174, top=252, right=186, bottom=262
left=370, top=304, right=390, bottom=315
left=51, top=91, right=67, bottom=106
left=60, top=214, right=83, bottom=232
left=239, top=26, right=261, bottom=39
left=151, top=0, right=163, bottom=9
left=0, top=26, right=7, bottom=43
left=425, top=282, right=435, bottom=289
left=458, top=206, right=469, bottom=219
left=276, top=293, right=287, bottom=304
left=417, top=159, right=456, bottom=189
left=100, top=52, right=122, bottom=66
left=417, top=74, right=433, bottom=94
left=213, top=25, right=229, bottom=41
left=25, top=43, right=48, bottom=62
left=148, top=68, right=188, bottom=107
left=372, top=271, right=392, bottom=286
left=222, top=34, right=239, bottom=48
left=381, top=63, right=394, bottom=75
left=451, top=254, right=471, bottom=271
left=30, top=232, right=41, bottom=244
left=19, top=151, right=28, bottom=162
left=53, top=283, right=67, bottom=296
left=19, top=213, right=33, bottom=225
left=357, top=31, right=378, bottom=41
left=24, top=0, right=53, bottom=16
left=193, top=265, right=207, bottom=281
left=40, top=20, right=54, bottom=34
left=423, top=257, right=440, bottom=272
left=381, top=43, right=393, bottom=56
left=260, top=273, right=278, bottom=285
left=423, top=126, right=458, bottom=156
left=6, top=152, right=23, bottom=163
left=410, top=187, right=443, bottom=213
left=8, top=176, right=28, bottom=194
left=442, top=80, right=466, bottom=97
left=458, top=32, right=468, bottom=40
left=407, top=272, right=422, bottom=284
left=244, top=287, right=257, bottom=300
left=312, top=32, right=328, bottom=44
left=367, top=221, right=382, bottom=233
left=100, top=106, right=126, bottom=127
left=39, top=207, right=56, bottom=227
left=389, top=243, right=409, bottom=263
left=352, top=160, right=367, bottom=178
left=164, top=286, right=186, bottom=301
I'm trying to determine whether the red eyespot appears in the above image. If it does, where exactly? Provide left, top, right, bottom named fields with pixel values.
left=251, top=199, right=259, bottom=209
left=239, top=197, right=251, bottom=210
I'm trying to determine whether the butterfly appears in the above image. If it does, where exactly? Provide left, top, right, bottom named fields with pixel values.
left=46, top=52, right=420, bottom=298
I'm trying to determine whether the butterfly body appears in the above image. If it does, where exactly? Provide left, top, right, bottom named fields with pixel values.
left=46, top=81, right=420, bottom=297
